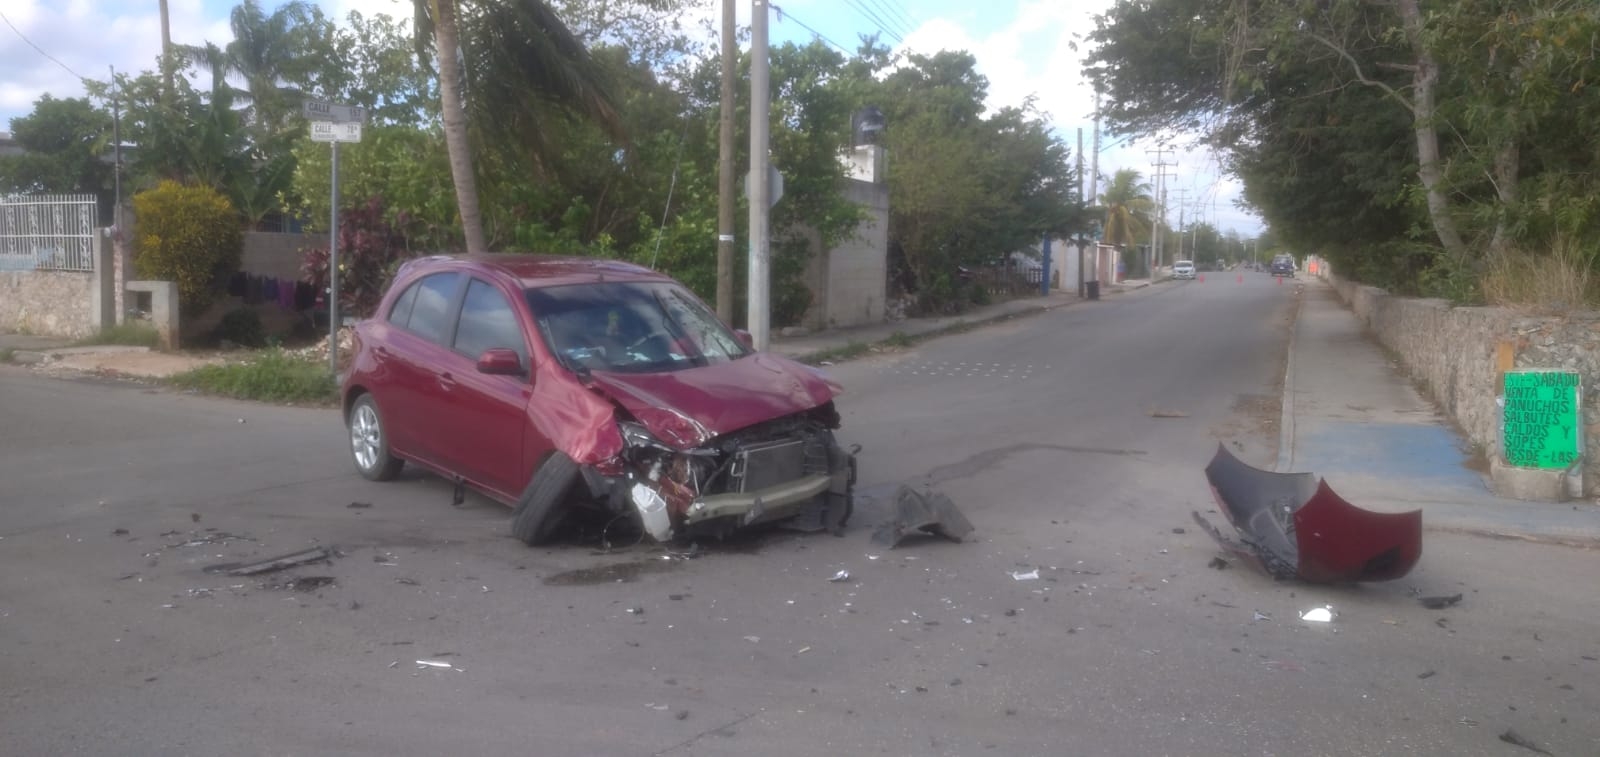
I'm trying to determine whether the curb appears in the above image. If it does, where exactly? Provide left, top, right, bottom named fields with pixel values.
left=784, top=298, right=1078, bottom=365
left=1275, top=287, right=1303, bottom=473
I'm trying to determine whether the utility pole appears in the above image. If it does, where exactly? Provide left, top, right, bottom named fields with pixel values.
left=747, top=0, right=771, bottom=350
left=110, top=66, right=122, bottom=235
left=1172, top=187, right=1191, bottom=261
left=1077, top=128, right=1086, bottom=297
left=1146, top=146, right=1174, bottom=276
left=715, top=0, right=736, bottom=322
left=1089, top=89, right=1101, bottom=206
left=158, top=0, right=174, bottom=97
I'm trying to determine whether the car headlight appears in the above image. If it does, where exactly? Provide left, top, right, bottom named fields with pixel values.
left=619, top=421, right=669, bottom=451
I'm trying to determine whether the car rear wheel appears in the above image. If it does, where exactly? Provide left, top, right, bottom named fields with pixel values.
left=511, top=452, right=579, bottom=546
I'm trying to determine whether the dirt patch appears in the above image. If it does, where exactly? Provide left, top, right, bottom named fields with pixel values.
left=542, top=559, right=681, bottom=586
left=41, top=350, right=225, bottom=379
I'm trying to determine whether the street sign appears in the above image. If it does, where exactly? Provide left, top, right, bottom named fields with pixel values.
left=310, top=121, right=363, bottom=143
left=303, top=98, right=366, bottom=124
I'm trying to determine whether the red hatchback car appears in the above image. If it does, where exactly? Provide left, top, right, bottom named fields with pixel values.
left=341, top=254, right=855, bottom=544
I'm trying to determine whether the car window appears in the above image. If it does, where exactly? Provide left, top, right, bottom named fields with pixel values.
left=387, top=279, right=420, bottom=325
left=404, top=272, right=461, bottom=344
left=453, top=279, right=527, bottom=364
left=527, top=281, right=750, bottom=375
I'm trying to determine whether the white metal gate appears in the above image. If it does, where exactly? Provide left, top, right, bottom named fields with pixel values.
left=0, top=194, right=98, bottom=272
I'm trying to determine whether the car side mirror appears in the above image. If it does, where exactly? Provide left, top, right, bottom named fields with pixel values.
left=476, top=348, right=525, bottom=377
left=734, top=329, right=755, bottom=349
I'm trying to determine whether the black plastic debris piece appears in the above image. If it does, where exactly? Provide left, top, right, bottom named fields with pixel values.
left=347, top=501, right=373, bottom=509
left=1498, top=728, right=1552, bottom=755
left=871, top=485, right=975, bottom=548
left=1419, top=594, right=1463, bottom=610
left=1418, top=670, right=1436, bottom=679
left=113, top=528, right=130, bottom=536
left=1208, top=557, right=1230, bottom=570
left=205, top=546, right=332, bottom=576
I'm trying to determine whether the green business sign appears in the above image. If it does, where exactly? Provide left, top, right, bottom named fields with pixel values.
left=1502, top=370, right=1581, bottom=469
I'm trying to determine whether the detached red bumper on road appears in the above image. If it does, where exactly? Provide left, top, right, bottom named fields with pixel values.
left=1194, top=444, right=1422, bottom=583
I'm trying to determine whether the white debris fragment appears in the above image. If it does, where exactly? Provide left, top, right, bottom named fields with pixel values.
left=829, top=570, right=851, bottom=583
left=416, top=660, right=453, bottom=669
left=743, top=635, right=760, bottom=643
left=1010, top=569, right=1040, bottom=581
left=1299, top=606, right=1336, bottom=623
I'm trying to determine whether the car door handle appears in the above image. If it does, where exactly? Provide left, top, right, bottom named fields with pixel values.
left=438, top=371, right=456, bottom=391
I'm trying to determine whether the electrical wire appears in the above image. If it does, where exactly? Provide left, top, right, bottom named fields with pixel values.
left=770, top=4, right=852, bottom=54
left=0, top=9, right=88, bottom=82
left=862, top=0, right=913, bottom=39
left=842, top=0, right=904, bottom=45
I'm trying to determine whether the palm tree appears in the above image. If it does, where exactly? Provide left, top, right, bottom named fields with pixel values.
left=174, top=0, right=314, bottom=139
left=1098, top=168, right=1153, bottom=249
left=413, top=0, right=623, bottom=253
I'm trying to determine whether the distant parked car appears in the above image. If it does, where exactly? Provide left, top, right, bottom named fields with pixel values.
left=1270, top=254, right=1296, bottom=277
left=341, top=254, right=855, bottom=546
left=1173, top=260, right=1196, bottom=280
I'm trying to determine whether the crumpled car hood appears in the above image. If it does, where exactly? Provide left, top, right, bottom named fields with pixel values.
left=586, top=353, right=840, bottom=448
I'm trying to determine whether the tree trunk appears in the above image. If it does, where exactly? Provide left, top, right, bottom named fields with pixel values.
left=432, top=0, right=488, bottom=254
left=1489, top=141, right=1519, bottom=257
left=1398, top=0, right=1469, bottom=262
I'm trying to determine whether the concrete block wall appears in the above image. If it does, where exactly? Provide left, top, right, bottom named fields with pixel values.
left=824, top=181, right=888, bottom=328
left=1328, top=272, right=1600, bottom=496
left=241, top=232, right=321, bottom=281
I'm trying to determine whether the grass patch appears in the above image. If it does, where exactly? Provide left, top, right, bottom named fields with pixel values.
left=167, top=349, right=337, bottom=405
left=1481, top=236, right=1600, bottom=311
left=801, top=341, right=871, bottom=365
left=0, top=348, right=13, bottom=364
left=75, top=322, right=160, bottom=348
left=882, top=330, right=915, bottom=348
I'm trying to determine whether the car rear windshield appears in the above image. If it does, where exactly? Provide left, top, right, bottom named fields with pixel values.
left=527, top=281, right=751, bottom=375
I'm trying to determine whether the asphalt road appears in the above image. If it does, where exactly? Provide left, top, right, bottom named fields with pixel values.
left=2, top=274, right=1596, bottom=756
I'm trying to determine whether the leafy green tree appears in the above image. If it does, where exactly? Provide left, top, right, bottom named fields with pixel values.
left=0, top=96, right=115, bottom=215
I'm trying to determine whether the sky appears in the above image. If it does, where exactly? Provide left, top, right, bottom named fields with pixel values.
left=0, top=0, right=1263, bottom=237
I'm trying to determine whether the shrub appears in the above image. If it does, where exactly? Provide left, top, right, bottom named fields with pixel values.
left=132, top=181, right=243, bottom=316
left=215, top=308, right=266, bottom=348
left=301, top=196, right=413, bottom=318
left=74, top=322, right=159, bottom=348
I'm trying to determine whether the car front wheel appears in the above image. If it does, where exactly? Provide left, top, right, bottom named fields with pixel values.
left=349, top=394, right=404, bottom=481
left=511, top=452, right=579, bottom=546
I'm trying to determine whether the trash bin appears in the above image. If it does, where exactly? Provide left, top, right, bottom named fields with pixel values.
left=1086, top=280, right=1100, bottom=300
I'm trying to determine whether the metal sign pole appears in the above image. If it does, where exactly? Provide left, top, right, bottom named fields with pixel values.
left=328, top=141, right=340, bottom=374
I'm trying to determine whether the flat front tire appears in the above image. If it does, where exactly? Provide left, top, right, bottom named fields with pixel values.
left=511, top=452, right=580, bottom=546
left=348, top=394, right=403, bottom=482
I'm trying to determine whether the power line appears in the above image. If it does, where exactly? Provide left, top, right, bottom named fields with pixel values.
left=872, top=0, right=918, bottom=35
left=771, top=4, right=852, bottom=54
left=0, top=9, right=88, bottom=83
left=842, top=0, right=904, bottom=45
left=861, top=0, right=912, bottom=39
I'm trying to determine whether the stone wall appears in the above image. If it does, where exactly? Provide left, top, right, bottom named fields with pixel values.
left=1327, top=271, right=1600, bottom=496
left=0, top=270, right=94, bottom=337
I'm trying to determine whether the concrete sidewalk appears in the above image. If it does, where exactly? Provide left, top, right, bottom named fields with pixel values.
left=1282, top=279, right=1600, bottom=544
left=769, top=278, right=1153, bottom=361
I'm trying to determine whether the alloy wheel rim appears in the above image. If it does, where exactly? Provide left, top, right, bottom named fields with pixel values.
left=351, top=404, right=381, bottom=470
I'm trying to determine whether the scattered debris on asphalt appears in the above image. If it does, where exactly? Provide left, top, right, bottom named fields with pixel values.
left=206, top=546, right=333, bottom=576
left=415, top=660, right=453, bottom=669
left=1010, top=569, right=1040, bottom=581
left=1419, top=593, right=1463, bottom=610
left=263, top=575, right=335, bottom=592
left=112, top=528, right=129, bottom=536
left=1253, top=611, right=1272, bottom=621
left=1207, top=557, right=1230, bottom=570
left=1148, top=409, right=1190, bottom=418
left=347, top=501, right=373, bottom=509
left=1498, top=728, right=1553, bottom=755
left=743, top=636, right=760, bottom=643
left=1171, top=527, right=1186, bottom=534
left=1418, top=670, right=1437, bottom=679
left=395, top=577, right=420, bottom=586
left=1299, top=606, right=1335, bottom=623
left=871, top=485, right=974, bottom=548
left=828, top=570, right=852, bottom=583
left=1194, top=444, right=1421, bottom=583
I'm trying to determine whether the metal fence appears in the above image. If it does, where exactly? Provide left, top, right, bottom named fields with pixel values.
left=0, top=194, right=98, bottom=272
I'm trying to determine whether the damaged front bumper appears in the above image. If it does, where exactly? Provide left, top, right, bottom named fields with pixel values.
left=1195, top=444, right=1422, bottom=583
left=598, top=413, right=855, bottom=542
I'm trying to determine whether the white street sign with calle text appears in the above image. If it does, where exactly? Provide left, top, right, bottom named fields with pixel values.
left=310, top=121, right=363, bottom=143
left=303, top=99, right=367, bottom=124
